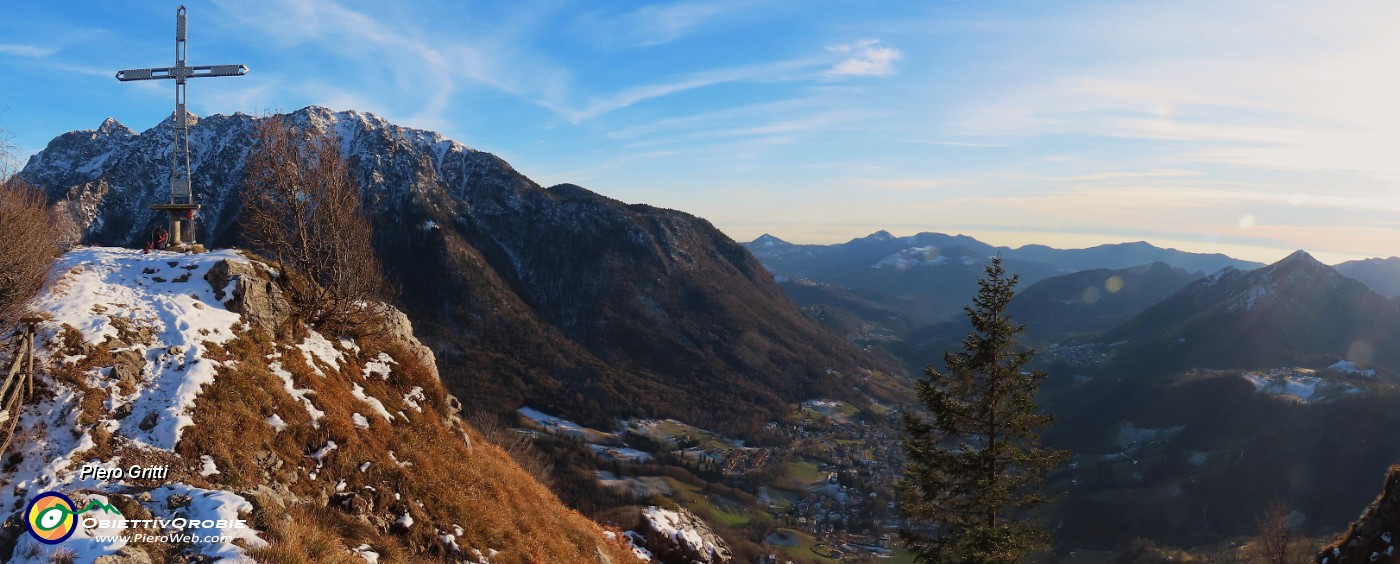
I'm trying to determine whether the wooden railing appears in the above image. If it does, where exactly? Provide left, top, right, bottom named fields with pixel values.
left=0, top=317, right=39, bottom=454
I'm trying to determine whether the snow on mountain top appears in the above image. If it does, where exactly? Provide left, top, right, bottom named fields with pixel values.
left=32, top=247, right=244, bottom=449
left=1264, top=250, right=1325, bottom=274
left=752, top=234, right=790, bottom=247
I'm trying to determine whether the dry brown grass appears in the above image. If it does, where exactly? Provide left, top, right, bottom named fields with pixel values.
left=250, top=505, right=386, bottom=564
left=184, top=326, right=636, bottom=563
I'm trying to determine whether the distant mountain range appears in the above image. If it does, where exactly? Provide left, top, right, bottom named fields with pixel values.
left=748, top=230, right=1262, bottom=279
left=745, top=231, right=1268, bottom=365
left=1010, top=261, right=1203, bottom=346
left=1103, top=250, right=1400, bottom=373
left=1334, top=256, right=1400, bottom=297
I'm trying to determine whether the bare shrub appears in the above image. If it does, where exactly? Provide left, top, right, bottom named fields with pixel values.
left=1250, top=500, right=1311, bottom=564
left=239, top=117, right=386, bottom=331
left=0, top=177, right=59, bottom=329
left=467, top=411, right=555, bottom=488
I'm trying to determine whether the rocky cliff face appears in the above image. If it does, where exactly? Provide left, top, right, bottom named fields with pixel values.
left=1316, top=466, right=1400, bottom=563
left=0, top=247, right=635, bottom=562
left=19, top=107, right=895, bottom=437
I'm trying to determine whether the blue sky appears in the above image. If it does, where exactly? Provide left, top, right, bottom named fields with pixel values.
left=3, top=0, right=1399, bottom=264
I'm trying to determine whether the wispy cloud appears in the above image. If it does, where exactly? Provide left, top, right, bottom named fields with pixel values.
left=549, top=57, right=820, bottom=122
left=947, top=1, right=1400, bottom=178
left=899, top=139, right=1010, bottom=148
left=0, top=44, right=55, bottom=57
left=578, top=0, right=762, bottom=48
left=825, top=40, right=901, bottom=78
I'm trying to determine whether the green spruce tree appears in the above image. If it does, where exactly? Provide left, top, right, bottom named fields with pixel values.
left=899, top=256, right=1069, bottom=562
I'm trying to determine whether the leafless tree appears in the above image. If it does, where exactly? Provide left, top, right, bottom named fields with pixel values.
left=0, top=177, right=58, bottom=332
left=1250, top=500, right=1310, bottom=564
left=240, top=116, right=386, bottom=331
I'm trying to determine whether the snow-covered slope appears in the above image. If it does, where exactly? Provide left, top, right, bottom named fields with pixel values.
left=1, top=247, right=635, bottom=563
left=5, top=248, right=264, bottom=561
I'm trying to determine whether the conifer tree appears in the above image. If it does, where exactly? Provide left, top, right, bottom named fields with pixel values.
left=899, top=256, right=1069, bottom=562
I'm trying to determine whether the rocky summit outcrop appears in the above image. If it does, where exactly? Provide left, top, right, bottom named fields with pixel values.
left=0, top=247, right=635, bottom=563
left=201, top=254, right=290, bottom=336
left=632, top=506, right=731, bottom=564
left=19, top=106, right=895, bottom=438
left=1316, top=466, right=1400, bottom=563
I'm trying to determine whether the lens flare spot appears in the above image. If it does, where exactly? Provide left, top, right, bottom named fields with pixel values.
left=1238, top=214, right=1256, bottom=229
left=1080, top=286, right=1101, bottom=305
left=1104, top=275, right=1124, bottom=294
left=1348, top=340, right=1376, bottom=365
left=1288, top=192, right=1306, bottom=206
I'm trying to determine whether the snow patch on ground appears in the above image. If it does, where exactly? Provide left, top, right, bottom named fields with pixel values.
left=266, top=413, right=287, bottom=432
left=351, top=544, right=381, bottom=563
left=270, top=360, right=325, bottom=427
left=1237, top=368, right=1364, bottom=403
left=146, top=485, right=268, bottom=559
left=309, top=441, right=339, bottom=462
left=3, top=248, right=272, bottom=561
left=872, top=246, right=948, bottom=270
left=517, top=407, right=614, bottom=442
left=352, top=383, right=394, bottom=421
left=403, top=386, right=426, bottom=412
left=1330, top=360, right=1376, bottom=377
left=363, top=352, right=395, bottom=380
left=641, top=506, right=724, bottom=562
left=589, top=444, right=654, bottom=463
left=32, top=247, right=245, bottom=449
left=298, top=331, right=344, bottom=376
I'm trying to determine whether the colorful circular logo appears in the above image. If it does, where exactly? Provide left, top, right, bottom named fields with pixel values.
left=24, top=492, right=78, bottom=544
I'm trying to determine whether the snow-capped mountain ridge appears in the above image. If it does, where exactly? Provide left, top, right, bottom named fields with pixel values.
left=20, top=106, right=500, bottom=248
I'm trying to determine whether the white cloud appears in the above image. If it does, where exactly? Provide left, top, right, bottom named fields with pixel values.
left=550, top=57, right=819, bottom=122
left=0, top=44, right=55, bottom=57
left=825, top=40, right=901, bottom=78
left=947, top=1, right=1400, bottom=177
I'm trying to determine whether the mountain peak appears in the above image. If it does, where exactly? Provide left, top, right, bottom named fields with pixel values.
left=1278, top=249, right=1318, bottom=264
left=1263, top=249, right=1328, bottom=275
left=752, top=233, right=791, bottom=247
left=96, top=117, right=134, bottom=136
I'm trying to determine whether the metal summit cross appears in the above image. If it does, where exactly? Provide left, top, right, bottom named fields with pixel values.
left=116, top=5, right=248, bottom=249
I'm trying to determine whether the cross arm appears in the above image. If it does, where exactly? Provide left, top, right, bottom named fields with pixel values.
left=115, top=64, right=249, bottom=81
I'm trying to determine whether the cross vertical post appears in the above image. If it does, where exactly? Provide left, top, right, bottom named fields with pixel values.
left=116, top=5, right=248, bottom=250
